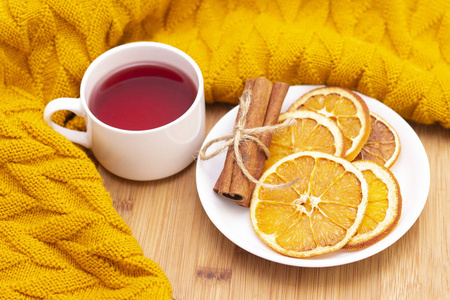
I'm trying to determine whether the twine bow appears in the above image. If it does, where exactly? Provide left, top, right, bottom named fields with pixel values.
left=199, top=90, right=298, bottom=189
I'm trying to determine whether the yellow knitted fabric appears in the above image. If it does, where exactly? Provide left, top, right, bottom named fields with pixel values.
left=1, top=0, right=449, bottom=298
left=148, top=0, right=450, bottom=128
left=0, top=0, right=175, bottom=299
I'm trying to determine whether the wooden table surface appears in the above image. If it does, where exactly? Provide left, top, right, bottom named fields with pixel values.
left=99, top=103, right=449, bottom=300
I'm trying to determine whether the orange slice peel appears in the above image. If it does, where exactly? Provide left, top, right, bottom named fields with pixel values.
left=354, top=112, right=401, bottom=168
left=288, top=87, right=371, bottom=161
left=264, top=110, right=346, bottom=171
left=344, top=160, right=402, bottom=250
left=250, top=151, right=369, bottom=258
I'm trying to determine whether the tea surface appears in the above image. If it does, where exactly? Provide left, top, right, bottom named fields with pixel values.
left=90, top=63, right=197, bottom=130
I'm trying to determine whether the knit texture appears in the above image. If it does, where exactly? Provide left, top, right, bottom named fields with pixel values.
left=154, top=0, right=450, bottom=128
left=0, top=0, right=174, bottom=299
left=1, top=0, right=449, bottom=298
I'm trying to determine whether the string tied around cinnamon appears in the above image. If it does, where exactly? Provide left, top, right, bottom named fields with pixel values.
left=198, top=90, right=299, bottom=190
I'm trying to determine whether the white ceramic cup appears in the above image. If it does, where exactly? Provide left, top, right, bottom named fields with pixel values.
left=44, top=42, right=205, bottom=181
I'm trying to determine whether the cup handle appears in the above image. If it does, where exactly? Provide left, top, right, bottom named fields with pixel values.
left=43, top=98, right=91, bottom=148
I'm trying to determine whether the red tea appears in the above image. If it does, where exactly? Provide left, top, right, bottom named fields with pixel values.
left=89, top=63, right=197, bottom=130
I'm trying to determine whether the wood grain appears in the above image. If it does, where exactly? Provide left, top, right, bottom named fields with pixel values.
left=99, top=103, right=449, bottom=300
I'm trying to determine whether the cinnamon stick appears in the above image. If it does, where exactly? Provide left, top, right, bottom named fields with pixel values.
left=212, top=78, right=256, bottom=201
left=213, top=78, right=290, bottom=207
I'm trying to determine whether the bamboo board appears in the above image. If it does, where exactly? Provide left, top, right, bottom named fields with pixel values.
left=100, top=103, right=449, bottom=300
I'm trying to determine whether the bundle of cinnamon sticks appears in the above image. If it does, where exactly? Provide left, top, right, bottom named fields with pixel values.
left=213, top=77, right=289, bottom=207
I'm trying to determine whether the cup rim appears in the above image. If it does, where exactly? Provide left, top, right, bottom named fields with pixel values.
left=79, top=41, right=204, bottom=134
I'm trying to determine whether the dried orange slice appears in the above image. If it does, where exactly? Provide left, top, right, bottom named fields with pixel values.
left=344, top=160, right=402, bottom=250
left=250, top=151, right=368, bottom=258
left=354, top=112, right=401, bottom=168
left=264, top=111, right=346, bottom=171
left=288, top=87, right=371, bottom=161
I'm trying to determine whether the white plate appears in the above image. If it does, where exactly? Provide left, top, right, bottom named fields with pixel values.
left=196, top=85, right=430, bottom=267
